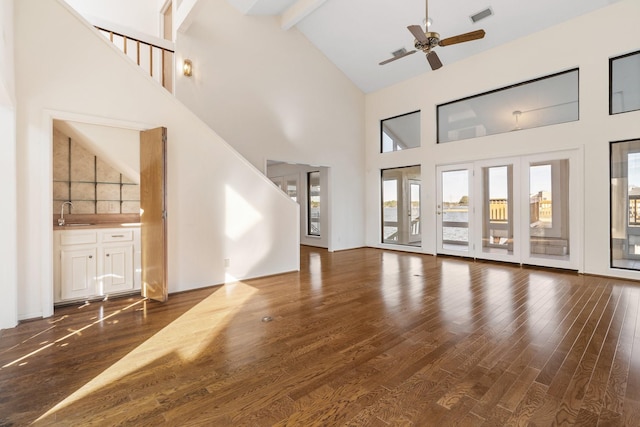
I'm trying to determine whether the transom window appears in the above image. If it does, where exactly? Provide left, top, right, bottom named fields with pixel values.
left=437, top=69, right=579, bottom=143
left=380, top=111, right=420, bottom=153
left=610, top=50, right=640, bottom=115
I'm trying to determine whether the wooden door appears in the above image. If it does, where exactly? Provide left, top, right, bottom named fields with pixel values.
left=140, top=127, right=168, bottom=302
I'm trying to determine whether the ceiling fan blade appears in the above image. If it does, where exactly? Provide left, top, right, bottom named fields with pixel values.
left=439, top=29, right=485, bottom=46
left=426, top=51, right=442, bottom=70
left=408, top=25, right=428, bottom=43
left=379, top=49, right=417, bottom=65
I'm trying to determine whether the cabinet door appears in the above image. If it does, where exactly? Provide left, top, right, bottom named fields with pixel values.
left=102, top=244, right=134, bottom=294
left=61, top=247, right=97, bottom=300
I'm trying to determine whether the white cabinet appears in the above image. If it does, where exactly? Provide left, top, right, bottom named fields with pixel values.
left=54, top=227, right=141, bottom=303
left=103, top=244, right=134, bottom=294
left=60, top=247, right=97, bottom=300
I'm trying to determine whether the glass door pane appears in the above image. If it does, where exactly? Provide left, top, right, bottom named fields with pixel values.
left=437, top=165, right=473, bottom=256
left=529, top=160, right=570, bottom=260
left=408, top=181, right=421, bottom=244
left=481, top=164, right=515, bottom=256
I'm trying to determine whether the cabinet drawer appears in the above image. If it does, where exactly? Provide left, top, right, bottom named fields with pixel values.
left=60, top=232, right=97, bottom=246
left=102, top=230, right=134, bottom=242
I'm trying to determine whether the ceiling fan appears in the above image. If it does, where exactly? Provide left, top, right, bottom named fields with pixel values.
left=379, top=0, right=486, bottom=70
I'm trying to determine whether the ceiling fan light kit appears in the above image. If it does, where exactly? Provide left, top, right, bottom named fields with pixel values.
left=379, top=0, right=486, bottom=70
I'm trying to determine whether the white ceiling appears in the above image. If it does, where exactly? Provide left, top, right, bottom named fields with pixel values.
left=226, top=0, right=622, bottom=93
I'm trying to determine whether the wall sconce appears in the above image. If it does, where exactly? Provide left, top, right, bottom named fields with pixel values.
left=183, top=59, right=193, bottom=77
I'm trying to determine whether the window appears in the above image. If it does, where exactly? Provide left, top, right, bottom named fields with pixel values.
left=307, top=171, right=320, bottom=236
left=610, top=50, right=640, bottom=115
left=380, top=111, right=420, bottom=153
left=438, top=69, right=579, bottom=143
left=611, top=139, right=640, bottom=269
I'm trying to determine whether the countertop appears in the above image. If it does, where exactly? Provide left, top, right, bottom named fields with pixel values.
left=53, top=222, right=141, bottom=231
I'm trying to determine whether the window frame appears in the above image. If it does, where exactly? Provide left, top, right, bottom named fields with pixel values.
left=437, top=68, right=580, bottom=143
left=610, top=50, right=640, bottom=115
left=380, top=110, right=421, bottom=153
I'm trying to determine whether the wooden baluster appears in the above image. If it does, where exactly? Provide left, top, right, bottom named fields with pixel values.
left=95, top=26, right=173, bottom=89
left=162, top=49, right=165, bottom=87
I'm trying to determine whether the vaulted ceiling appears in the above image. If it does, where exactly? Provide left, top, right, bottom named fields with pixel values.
left=226, top=0, right=622, bottom=93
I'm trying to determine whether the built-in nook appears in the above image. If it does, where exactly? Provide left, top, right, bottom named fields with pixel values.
left=51, top=120, right=145, bottom=305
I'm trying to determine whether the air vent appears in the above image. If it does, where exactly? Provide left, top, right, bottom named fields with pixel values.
left=392, top=47, right=408, bottom=58
left=470, top=7, right=493, bottom=24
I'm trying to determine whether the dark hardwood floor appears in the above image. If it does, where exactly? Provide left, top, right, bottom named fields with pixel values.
left=1, top=246, right=640, bottom=426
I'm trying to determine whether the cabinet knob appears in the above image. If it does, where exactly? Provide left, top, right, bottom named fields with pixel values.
left=88, top=255, right=93, bottom=259
left=106, top=253, right=110, bottom=257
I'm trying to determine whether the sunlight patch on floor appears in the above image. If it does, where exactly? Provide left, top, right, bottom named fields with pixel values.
left=35, top=282, right=257, bottom=422
left=2, top=302, right=143, bottom=369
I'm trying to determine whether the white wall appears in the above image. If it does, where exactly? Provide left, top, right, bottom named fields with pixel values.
left=174, top=0, right=366, bottom=252
left=0, top=0, right=18, bottom=329
left=365, top=0, right=640, bottom=278
left=14, top=0, right=299, bottom=321
left=0, top=0, right=15, bottom=100
left=64, top=0, right=161, bottom=38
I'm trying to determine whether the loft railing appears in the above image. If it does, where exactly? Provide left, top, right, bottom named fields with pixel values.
left=95, top=26, right=175, bottom=93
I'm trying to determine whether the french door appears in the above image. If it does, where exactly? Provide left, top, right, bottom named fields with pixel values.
left=382, top=166, right=421, bottom=247
left=436, top=150, right=580, bottom=270
left=521, top=152, right=577, bottom=270
left=436, top=164, right=473, bottom=257
left=476, top=158, right=520, bottom=263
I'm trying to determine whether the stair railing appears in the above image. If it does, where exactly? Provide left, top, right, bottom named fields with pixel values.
left=95, top=26, right=175, bottom=93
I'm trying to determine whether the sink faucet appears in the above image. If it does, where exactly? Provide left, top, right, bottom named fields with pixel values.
left=59, top=201, right=73, bottom=226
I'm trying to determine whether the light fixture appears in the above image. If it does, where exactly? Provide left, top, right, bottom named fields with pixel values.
left=423, top=17, right=433, bottom=28
left=512, top=110, right=522, bottom=131
left=183, top=59, right=193, bottom=77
